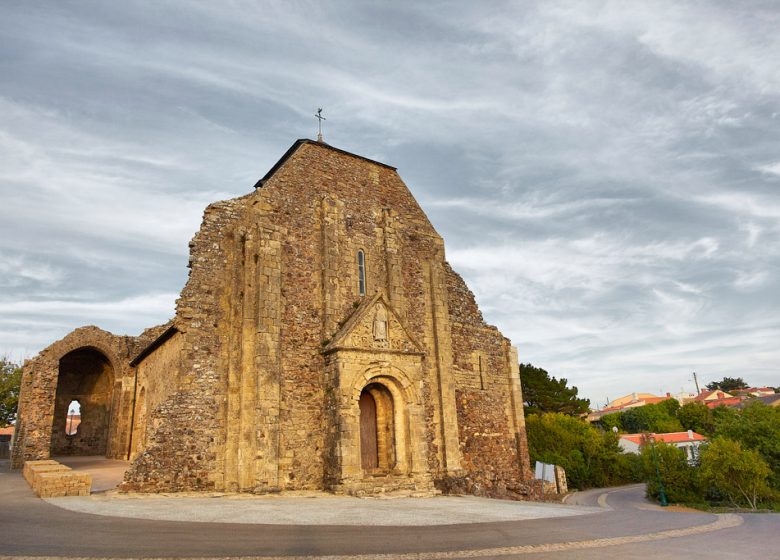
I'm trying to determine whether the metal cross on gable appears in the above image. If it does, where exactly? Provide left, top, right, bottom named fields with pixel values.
left=315, top=107, right=326, bottom=142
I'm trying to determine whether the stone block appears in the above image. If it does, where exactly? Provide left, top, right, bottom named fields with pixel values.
left=34, top=471, right=92, bottom=498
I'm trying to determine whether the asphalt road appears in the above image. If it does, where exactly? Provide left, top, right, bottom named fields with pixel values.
left=1, top=461, right=775, bottom=559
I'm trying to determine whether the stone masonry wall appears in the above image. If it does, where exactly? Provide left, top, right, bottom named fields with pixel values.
left=444, top=265, right=533, bottom=499
left=253, top=143, right=443, bottom=492
left=130, top=331, right=183, bottom=459
left=121, top=197, right=252, bottom=492
left=21, top=139, right=531, bottom=498
left=12, top=326, right=144, bottom=468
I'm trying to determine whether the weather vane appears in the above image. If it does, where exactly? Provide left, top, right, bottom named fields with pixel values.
left=315, top=107, right=326, bottom=142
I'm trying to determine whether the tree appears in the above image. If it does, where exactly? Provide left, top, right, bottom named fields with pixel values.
left=525, top=412, right=638, bottom=489
left=640, top=441, right=701, bottom=504
left=0, top=357, right=23, bottom=426
left=706, top=377, right=748, bottom=392
left=520, top=364, right=590, bottom=416
left=614, top=401, right=683, bottom=434
left=677, top=402, right=714, bottom=435
left=699, top=438, right=773, bottom=510
left=713, top=402, right=780, bottom=489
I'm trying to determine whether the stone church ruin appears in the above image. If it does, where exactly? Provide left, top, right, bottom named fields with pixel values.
left=13, top=139, right=531, bottom=498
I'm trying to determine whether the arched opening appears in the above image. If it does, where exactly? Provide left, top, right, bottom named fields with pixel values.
left=65, top=400, right=80, bottom=435
left=51, top=348, right=114, bottom=456
left=359, top=383, right=395, bottom=472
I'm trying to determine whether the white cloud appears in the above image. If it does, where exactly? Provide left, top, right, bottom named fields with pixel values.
left=757, top=161, right=780, bottom=176
left=1, top=1, right=778, bottom=404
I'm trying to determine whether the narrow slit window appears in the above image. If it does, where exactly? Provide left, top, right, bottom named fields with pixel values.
left=478, top=355, right=485, bottom=390
left=357, top=250, right=366, bottom=296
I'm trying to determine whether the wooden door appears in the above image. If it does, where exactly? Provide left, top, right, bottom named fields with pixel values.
left=359, top=391, right=378, bottom=470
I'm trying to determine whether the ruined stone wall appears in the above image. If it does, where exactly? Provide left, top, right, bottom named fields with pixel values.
left=50, top=349, right=114, bottom=456
left=130, top=332, right=183, bottom=459
left=122, top=198, right=247, bottom=492
left=116, top=139, right=529, bottom=496
left=445, top=265, right=532, bottom=499
left=12, top=327, right=138, bottom=468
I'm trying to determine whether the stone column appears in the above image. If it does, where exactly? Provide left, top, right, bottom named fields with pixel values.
left=320, top=197, right=343, bottom=339
left=423, top=248, right=462, bottom=475
left=507, top=345, right=531, bottom=479
left=254, top=226, right=283, bottom=491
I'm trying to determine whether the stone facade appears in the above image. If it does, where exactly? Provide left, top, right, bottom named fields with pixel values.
left=13, top=139, right=532, bottom=499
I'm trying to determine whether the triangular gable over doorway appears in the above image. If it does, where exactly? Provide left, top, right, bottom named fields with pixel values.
left=322, top=292, right=424, bottom=355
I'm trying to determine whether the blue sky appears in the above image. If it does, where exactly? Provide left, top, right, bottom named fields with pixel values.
left=1, top=1, right=778, bottom=405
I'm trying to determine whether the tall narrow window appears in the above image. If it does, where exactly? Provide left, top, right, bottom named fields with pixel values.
left=357, top=250, right=366, bottom=296
left=478, top=355, right=485, bottom=390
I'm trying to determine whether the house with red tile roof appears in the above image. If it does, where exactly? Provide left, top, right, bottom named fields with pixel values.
left=586, top=392, right=673, bottom=422
left=732, top=387, right=776, bottom=398
left=693, top=389, right=745, bottom=409
left=618, top=430, right=707, bottom=463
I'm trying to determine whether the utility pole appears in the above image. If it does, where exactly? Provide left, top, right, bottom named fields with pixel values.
left=693, top=371, right=701, bottom=395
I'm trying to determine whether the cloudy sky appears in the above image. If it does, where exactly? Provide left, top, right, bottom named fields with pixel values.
left=1, top=1, right=778, bottom=406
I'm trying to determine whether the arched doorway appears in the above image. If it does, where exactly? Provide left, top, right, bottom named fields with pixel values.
left=359, top=383, right=395, bottom=472
left=50, top=348, right=114, bottom=456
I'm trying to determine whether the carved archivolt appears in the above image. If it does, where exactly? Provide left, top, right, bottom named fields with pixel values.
left=350, top=363, right=419, bottom=405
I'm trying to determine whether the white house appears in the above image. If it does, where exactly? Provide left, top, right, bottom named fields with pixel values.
left=618, top=430, right=707, bottom=464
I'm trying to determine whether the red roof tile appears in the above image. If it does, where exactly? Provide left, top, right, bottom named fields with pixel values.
left=704, top=397, right=743, bottom=409
left=620, top=431, right=707, bottom=444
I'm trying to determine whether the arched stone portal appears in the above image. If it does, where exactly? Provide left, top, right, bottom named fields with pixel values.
left=50, top=348, right=115, bottom=456
left=359, top=383, right=395, bottom=472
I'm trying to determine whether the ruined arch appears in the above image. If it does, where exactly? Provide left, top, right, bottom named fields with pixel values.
left=50, top=347, right=116, bottom=456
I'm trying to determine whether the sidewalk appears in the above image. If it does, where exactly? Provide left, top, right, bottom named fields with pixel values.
left=40, top=456, right=603, bottom=526
left=45, top=492, right=603, bottom=526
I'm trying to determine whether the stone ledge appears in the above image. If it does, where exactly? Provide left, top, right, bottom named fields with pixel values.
left=23, top=460, right=69, bottom=485
left=23, top=459, right=92, bottom=497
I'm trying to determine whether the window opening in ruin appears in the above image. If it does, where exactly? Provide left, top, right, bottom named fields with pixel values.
left=52, top=347, right=114, bottom=456
left=478, top=355, right=485, bottom=390
left=357, top=250, right=366, bottom=296
left=66, top=400, right=80, bottom=435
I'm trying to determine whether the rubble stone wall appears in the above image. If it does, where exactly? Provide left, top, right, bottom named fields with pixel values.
left=11, top=326, right=139, bottom=468
left=16, top=140, right=532, bottom=499
left=130, top=331, right=183, bottom=459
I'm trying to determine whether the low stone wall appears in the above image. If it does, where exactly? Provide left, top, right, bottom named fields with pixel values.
left=22, top=460, right=67, bottom=484
left=34, top=471, right=92, bottom=497
left=23, top=460, right=92, bottom=497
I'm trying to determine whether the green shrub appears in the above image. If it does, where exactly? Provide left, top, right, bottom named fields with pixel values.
left=640, top=441, right=702, bottom=504
left=526, top=412, right=637, bottom=490
left=699, top=438, right=774, bottom=510
left=713, top=402, right=780, bottom=490
left=677, top=402, right=714, bottom=436
left=615, top=452, right=644, bottom=483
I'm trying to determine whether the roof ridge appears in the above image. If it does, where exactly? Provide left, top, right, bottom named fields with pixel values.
left=254, top=139, right=396, bottom=189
